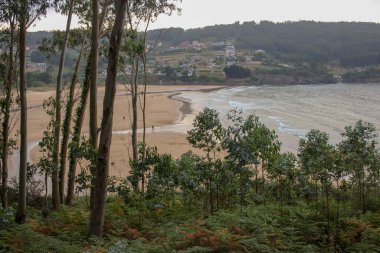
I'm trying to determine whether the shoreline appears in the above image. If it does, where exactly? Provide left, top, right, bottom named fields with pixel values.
left=167, top=93, right=193, bottom=122
left=9, top=85, right=226, bottom=180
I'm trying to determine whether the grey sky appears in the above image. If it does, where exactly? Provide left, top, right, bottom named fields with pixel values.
left=30, top=0, right=380, bottom=31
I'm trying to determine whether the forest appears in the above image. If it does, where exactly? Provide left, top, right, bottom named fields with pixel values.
left=0, top=0, right=380, bottom=252
left=26, top=21, right=380, bottom=68
left=147, top=21, right=380, bottom=66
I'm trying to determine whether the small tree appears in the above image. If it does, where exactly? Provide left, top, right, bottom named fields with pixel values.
left=298, top=129, right=336, bottom=248
left=187, top=107, right=223, bottom=214
left=36, top=97, right=56, bottom=211
left=224, top=110, right=280, bottom=211
left=267, top=152, right=297, bottom=216
left=338, top=120, right=378, bottom=214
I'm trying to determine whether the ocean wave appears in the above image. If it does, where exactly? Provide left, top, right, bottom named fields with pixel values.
left=269, top=116, right=307, bottom=138
left=228, top=100, right=255, bottom=110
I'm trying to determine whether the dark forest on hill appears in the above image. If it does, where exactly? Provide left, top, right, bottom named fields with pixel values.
left=147, top=21, right=380, bottom=66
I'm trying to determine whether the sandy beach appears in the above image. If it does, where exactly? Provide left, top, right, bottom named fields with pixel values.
left=8, top=84, right=225, bottom=180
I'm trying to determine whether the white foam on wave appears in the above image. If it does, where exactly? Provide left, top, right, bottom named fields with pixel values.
left=228, top=100, right=255, bottom=110
left=268, top=116, right=307, bottom=138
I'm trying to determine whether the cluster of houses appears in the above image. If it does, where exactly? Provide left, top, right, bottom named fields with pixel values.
left=26, top=62, right=47, bottom=73
left=169, top=38, right=237, bottom=52
left=104, top=39, right=267, bottom=79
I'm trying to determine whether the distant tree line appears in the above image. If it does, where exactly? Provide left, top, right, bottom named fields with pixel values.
left=147, top=21, right=380, bottom=67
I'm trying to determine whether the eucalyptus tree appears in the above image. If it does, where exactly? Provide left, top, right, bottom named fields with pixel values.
left=224, top=110, right=280, bottom=211
left=187, top=107, right=223, bottom=214
left=298, top=129, right=336, bottom=248
left=175, top=151, right=204, bottom=209
left=121, top=0, right=179, bottom=184
left=38, top=28, right=89, bottom=206
left=89, top=0, right=99, bottom=188
left=0, top=0, right=17, bottom=209
left=223, top=110, right=257, bottom=213
left=34, top=0, right=76, bottom=209
left=66, top=0, right=111, bottom=206
left=37, top=97, right=56, bottom=211
left=299, top=130, right=335, bottom=203
left=48, top=0, right=77, bottom=208
left=89, top=0, right=127, bottom=238
left=338, top=120, right=378, bottom=214
left=58, top=29, right=87, bottom=205
left=14, top=0, right=51, bottom=224
left=267, top=152, right=297, bottom=216
left=147, top=153, right=177, bottom=207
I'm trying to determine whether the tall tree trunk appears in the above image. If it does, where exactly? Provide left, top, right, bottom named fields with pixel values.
left=15, top=4, right=27, bottom=224
left=1, top=20, right=15, bottom=209
left=89, top=0, right=127, bottom=237
left=65, top=0, right=109, bottom=206
left=334, top=179, right=340, bottom=252
left=52, top=0, right=75, bottom=209
left=89, top=0, right=100, bottom=209
left=56, top=0, right=76, bottom=205
left=66, top=57, right=91, bottom=206
left=131, top=58, right=139, bottom=163
left=60, top=40, right=84, bottom=204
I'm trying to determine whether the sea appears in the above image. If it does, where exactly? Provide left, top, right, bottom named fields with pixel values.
left=180, top=83, right=380, bottom=152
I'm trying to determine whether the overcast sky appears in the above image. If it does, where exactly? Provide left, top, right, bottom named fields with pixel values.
left=30, top=0, right=380, bottom=31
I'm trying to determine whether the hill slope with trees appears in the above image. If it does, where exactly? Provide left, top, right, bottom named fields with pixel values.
left=148, top=21, right=380, bottom=67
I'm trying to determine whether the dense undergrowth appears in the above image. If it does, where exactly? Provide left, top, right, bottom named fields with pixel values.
left=1, top=109, right=380, bottom=252
left=1, top=196, right=380, bottom=252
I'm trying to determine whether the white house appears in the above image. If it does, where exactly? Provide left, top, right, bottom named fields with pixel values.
left=225, top=45, right=236, bottom=57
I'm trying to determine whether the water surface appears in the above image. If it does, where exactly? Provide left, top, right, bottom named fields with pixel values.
left=181, top=83, right=380, bottom=152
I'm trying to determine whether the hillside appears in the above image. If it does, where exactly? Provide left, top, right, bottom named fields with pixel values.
left=147, top=21, right=380, bottom=66
left=26, top=21, right=380, bottom=86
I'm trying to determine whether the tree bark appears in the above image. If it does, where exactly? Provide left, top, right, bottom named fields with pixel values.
left=89, top=0, right=100, bottom=209
left=1, top=19, right=15, bottom=209
left=52, top=0, right=75, bottom=209
left=66, top=56, right=91, bottom=206
left=56, top=0, right=76, bottom=205
left=15, top=3, right=27, bottom=224
left=89, top=0, right=127, bottom=237
left=60, top=39, right=83, bottom=204
left=66, top=4, right=108, bottom=205
left=131, top=59, right=139, bottom=163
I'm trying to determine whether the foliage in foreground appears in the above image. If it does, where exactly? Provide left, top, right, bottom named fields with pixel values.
left=1, top=197, right=380, bottom=253
left=1, top=108, right=380, bottom=252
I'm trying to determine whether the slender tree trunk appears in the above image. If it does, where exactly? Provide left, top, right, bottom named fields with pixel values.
left=1, top=20, right=15, bottom=209
left=44, top=170, right=48, bottom=210
left=0, top=162, right=2, bottom=203
left=240, top=172, right=243, bottom=215
left=131, top=58, right=139, bottom=163
left=255, top=163, right=258, bottom=194
left=209, top=177, right=213, bottom=214
left=89, top=0, right=127, bottom=237
left=52, top=0, right=74, bottom=209
left=65, top=1, right=108, bottom=204
left=280, top=176, right=283, bottom=216
left=326, top=183, right=330, bottom=251
left=334, top=179, right=340, bottom=253
left=15, top=5, right=27, bottom=224
left=66, top=56, right=91, bottom=205
left=89, top=0, right=100, bottom=209
left=56, top=0, right=76, bottom=205
left=60, top=41, right=84, bottom=204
